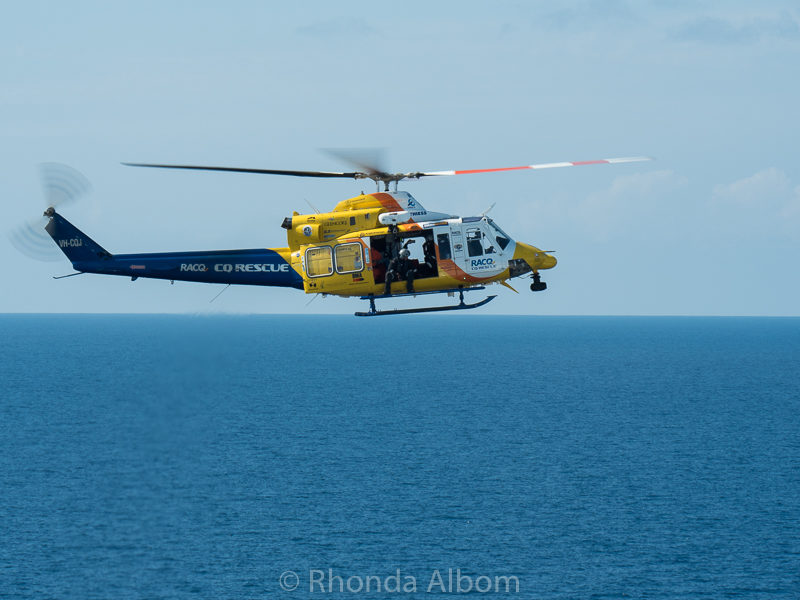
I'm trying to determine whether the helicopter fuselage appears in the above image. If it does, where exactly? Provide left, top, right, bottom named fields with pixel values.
left=283, top=191, right=555, bottom=297
left=44, top=190, right=556, bottom=302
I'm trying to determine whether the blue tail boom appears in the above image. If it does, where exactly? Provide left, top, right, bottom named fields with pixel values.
left=44, top=210, right=303, bottom=289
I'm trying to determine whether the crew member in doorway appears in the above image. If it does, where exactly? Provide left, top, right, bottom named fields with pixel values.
left=384, top=247, right=416, bottom=295
left=422, top=234, right=437, bottom=276
left=385, top=224, right=401, bottom=260
left=377, top=224, right=402, bottom=282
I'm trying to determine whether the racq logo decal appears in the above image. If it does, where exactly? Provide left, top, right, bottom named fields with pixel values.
left=470, top=258, right=496, bottom=270
left=180, top=264, right=208, bottom=272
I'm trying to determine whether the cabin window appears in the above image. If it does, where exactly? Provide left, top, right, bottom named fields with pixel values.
left=437, top=233, right=452, bottom=260
left=466, top=228, right=483, bottom=257
left=305, top=246, right=333, bottom=277
left=334, top=243, right=364, bottom=274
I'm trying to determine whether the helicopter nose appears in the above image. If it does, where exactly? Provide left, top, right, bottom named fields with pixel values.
left=542, top=253, right=557, bottom=269
left=516, top=242, right=557, bottom=270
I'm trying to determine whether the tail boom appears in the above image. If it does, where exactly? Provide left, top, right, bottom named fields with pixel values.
left=94, top=248, right=303, bottom=288
left=45, top=211, right=304, bottom=289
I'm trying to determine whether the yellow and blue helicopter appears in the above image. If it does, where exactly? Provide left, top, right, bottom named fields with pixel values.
left=14, top=156, right=649, bottom=316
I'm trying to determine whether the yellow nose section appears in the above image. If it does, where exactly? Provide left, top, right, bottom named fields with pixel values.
left=515, top=242, right=557, bottom=270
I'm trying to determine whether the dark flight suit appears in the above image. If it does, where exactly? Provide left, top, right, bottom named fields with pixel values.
left=422, top=238, right=437, bottom=276
left=384, top=255, right=416, bottom=295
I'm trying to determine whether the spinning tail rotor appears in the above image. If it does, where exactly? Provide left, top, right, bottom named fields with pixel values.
left=9, top=163, right=91, bottom=261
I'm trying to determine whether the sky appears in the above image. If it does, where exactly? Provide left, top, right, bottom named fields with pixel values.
left=2, top=0, right=799, bottom=315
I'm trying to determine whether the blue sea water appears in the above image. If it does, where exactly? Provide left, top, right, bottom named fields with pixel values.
left=1, top=315, right=799, bottom=599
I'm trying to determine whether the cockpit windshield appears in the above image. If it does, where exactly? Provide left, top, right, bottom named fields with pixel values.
left=487, top=219, right=511, bottom=250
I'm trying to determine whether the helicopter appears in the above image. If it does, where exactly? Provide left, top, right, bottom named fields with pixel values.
left=13, top=155, right=650, bottom=316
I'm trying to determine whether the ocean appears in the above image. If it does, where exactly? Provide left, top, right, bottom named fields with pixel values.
left=1, top=315, right=799, bottom=599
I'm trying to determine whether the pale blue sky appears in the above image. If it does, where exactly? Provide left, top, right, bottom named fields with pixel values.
left=3, top=0, right=799, bottom=315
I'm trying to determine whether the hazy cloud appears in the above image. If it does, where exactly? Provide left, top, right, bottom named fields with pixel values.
left=295, top=17, right=377, bottom=38
left=672, top=11, right=800, bottom=45
left=542, top=0, right=640, bottom=30
left=712, top=167, right=790, bottom=205
left=711, top=168, right=800, bottom=238
left=571, top=170, right=688, bottom=242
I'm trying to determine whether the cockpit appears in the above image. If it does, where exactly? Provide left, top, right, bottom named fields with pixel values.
left=486, top=218, right=511, bottom=250
left=461, top=217, right=512, bottom=258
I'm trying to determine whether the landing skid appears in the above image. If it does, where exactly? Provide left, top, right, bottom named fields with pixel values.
left=355, top=287, right=497, bottom=317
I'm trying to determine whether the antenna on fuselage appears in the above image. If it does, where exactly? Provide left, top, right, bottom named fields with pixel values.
left=480, top=202, right=496, bottom=217
left=209, top=284, right=231, bottom=303
left=304, top=198, right=321, bottom=214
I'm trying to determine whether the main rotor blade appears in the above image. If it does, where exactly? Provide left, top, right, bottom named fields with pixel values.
left=417, top=156, right=652, bottom=177
left=321, top=148, right=388, bottom=177
left=122, top=162, right=364, bottom=179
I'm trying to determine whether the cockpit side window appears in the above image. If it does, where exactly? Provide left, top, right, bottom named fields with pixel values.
left=482, top=231, right=495, bottom=254
left=488, top=220, right=511, bottom=250
left=466, top=228, right=483, bottom=257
